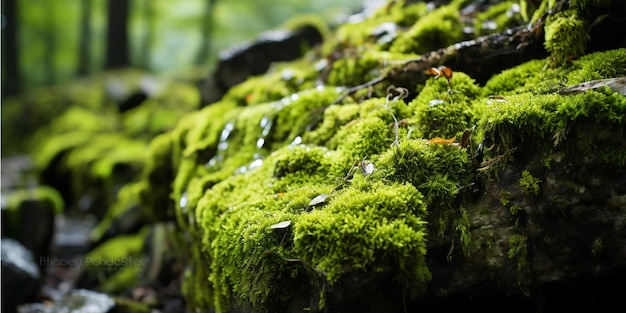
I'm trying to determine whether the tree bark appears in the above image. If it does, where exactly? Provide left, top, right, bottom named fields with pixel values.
left=105, top=0, right=130, bottom=69
left=194, top=0, right=217, bottom=65
left=44, top=0, right=57, bottom=84
left=77, top=0, right=92, bottom=76
left=1, top=0, right=21, bottom=96
left=138, top=0, right=154, bottom=70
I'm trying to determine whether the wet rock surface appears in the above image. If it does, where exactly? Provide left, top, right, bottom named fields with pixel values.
left=1, top=238, right=42, bottom=312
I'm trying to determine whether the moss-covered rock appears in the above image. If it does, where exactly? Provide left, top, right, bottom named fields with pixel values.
left=12, top=1, right=626, bottom=312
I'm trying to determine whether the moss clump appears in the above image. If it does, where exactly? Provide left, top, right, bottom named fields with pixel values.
left=410, top=71, right=482, bottom=139
left=377, top=139, right=473, bottom=213
left=519, top=170, right=542, bottom=197
left=5, top=185, right=64, bottom=215
left=294, top=180, right=431, bottom=292
left=331, top=0, right=427, bottom=50
left=508, top=234, right=532, bottom=295
left=544, top=9, right=588, bottom=66
left=83, top=228, right=149, bottom=293
left=390, top=0, right=466, bottom=54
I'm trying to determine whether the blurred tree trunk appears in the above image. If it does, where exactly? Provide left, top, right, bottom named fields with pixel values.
left=1, top=0, right=21, bottom=96
left=195, top=0, right=217, bottom=65
left=77, top=0, right=92, bottom=76
left=138, top=0, right=154, bottom=70
left=105, top=0, right=130, bottom=69
left=44, top=0, right=56, bottom=84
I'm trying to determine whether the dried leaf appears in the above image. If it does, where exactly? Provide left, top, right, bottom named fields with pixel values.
left=460, top=125, right=475, bottom=148
left=440, top=66, right=453, bottom=80
left=308, top=194, right=329, bottom=207
left=270, top=220, right=291, bottom=230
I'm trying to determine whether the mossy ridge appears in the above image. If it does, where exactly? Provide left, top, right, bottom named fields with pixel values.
left=390, top=0, right=470, bottom=55
left=330, top=0, right=427, bottom=49
left=478, top=89, right=626, bottom=167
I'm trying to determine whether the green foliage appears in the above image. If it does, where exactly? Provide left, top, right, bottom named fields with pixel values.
left=455, top=208, right=472, bottom=256
left=519, top=170, right=542, bottom=197
left=508, top=234, right=532, bottom=295
left=481, top=59, right=549, bottom=96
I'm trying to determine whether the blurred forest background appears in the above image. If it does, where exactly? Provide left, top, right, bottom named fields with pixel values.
left=1, top=0, right=365, bottom=97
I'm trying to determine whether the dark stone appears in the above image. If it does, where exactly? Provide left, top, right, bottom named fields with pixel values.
left=200, top=24, right=324, bottom=105
left=117, top=91, right=148, bottom=113
left=16, top=200, right=56, bottom=269
left=1, top=238, right=41, bottom=312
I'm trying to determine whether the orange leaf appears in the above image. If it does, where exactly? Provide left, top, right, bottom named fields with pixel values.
left=440, top=66, right=453, bottom=79
left=424, top=67, right=441, bottom=77
left=427, top=136, right=456, bottom=145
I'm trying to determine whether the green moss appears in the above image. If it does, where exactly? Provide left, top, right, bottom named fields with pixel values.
left=507, top=234, right=532, bottom=295
left=4, top=185, right=64, bottom=236
left=304, top=103, right=361, bottom=146
left=326, top=50, right=417, bottom=88
left=377, top=139, right=473, bottom=214
left=478, top=79, right=626, bottom=164
left=221, top=61, right=319, bottom=106
left=122, top=81, right=199, bottom=140
left=410, top=71, right=482, bottom=139
left=390, top=0, right=466, bottom=54
left=565, top=49, right=626, bottom=84
left=294, top=180, right=431, bottom=293
left=5, top=185, right=64, bottom=215
left=519, top=170, right=542, bottom=197
left=330, top=0, right=427, bottom=50
left=544, top=10, right=588, bottom=67
left=84, top=228, right=149, bottom=293
left=91, top=182, right=144, bottom=243
left=482, top=59, right=549, bottom=96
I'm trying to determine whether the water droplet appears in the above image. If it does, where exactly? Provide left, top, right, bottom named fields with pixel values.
left=289, top=136, right=302, bottom=146
left=256, top=138, right=265, bottom=149
left=179, top=192, right=188, bottom=213
left=248, top=159, right=264, bottom=170
left=429, top=99, right=445, bottom=106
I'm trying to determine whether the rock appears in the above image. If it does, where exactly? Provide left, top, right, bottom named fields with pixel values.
left=200, top=23, right=324, bottom=105
left=2, top=186, right=62, bottom=271
left=1, top=238, right=42, bottom=311
left=52, top=289, right=114, bottom=313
